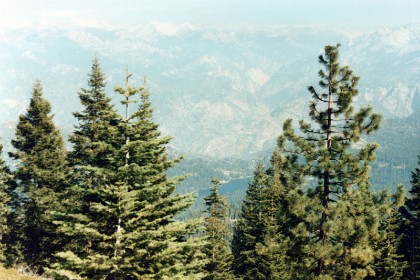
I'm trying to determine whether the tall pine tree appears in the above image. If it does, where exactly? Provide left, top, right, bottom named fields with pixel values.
left=8, top=80, right=68, bottom=272
left=277, top=44, right=395, bottom=279
left=203, top=178, right=233, bottom=280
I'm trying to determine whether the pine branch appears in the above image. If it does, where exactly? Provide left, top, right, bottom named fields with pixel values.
left=308, top=86, right=329, bottom=102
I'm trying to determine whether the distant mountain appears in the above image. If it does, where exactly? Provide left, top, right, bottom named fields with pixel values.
left=0, top=23, right=419, bottom=157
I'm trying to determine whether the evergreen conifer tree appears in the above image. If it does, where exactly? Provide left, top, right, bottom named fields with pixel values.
left=399, top=157, right=420, bottom=279
left=367, top=186, right=406, bottom=280
left=232, top=151, right=305, bottom=280
left=68, top=57, right=120, bottom=168
left=110, top=77, right=203, bottom=279
left=8, top=80, right=68, bottom=271
left=232, top=162, right=270, bottom=279
left=277, top=44, right=393, bottom=279
left=203, top=178, right=233, bottom=280
left=47, top=58, right=121, bottom=279
left=49, top=71, right=203, bottom=279
left=255, top=150, right=305, bottom=280
left=0, top=143, right=11, bottom=263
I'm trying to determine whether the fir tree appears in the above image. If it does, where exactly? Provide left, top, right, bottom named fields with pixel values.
left=203, top=178, right=233, bottom=280
left=0, top=143, right=11, bottom=263
left=47, top=58, right=121, bottom=279
left=232, top=151, right=305, bottom=280
left=68, top=57, right=120, bottom=168
left=278, top=44, right=390, bottom=279
left=367, top=186, right=406, bottom=280
left=255, top=150, right=305, bottom=280
left=8, top=81, right=68, bottom=271
left=399, top=156, right=420, bottom=279
left=232, top=162, right=270, bottom=280
left=110, top=76, right=203, bottom=279
left=49, top=71, right=203, bottom=279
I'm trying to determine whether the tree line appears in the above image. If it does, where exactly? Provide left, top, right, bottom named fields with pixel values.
left=0, top=45, right=418, bottom=279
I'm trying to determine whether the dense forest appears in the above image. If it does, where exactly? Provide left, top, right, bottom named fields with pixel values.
left=0, top=45, right=418, bottom=279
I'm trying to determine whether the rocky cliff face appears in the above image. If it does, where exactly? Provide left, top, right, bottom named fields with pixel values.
left=0, top=23, right=419, bottom=157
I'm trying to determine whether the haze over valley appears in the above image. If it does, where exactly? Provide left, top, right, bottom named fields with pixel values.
left=1, top=23, right=419, bottom=159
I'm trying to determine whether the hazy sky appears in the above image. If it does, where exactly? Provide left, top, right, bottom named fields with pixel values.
left=0, top=0, right=419, bottom=29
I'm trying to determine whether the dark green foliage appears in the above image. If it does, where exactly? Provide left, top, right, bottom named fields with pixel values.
left=68, top=57, right=120, bottom=168
left=367, top=186, right=406, bottom=280
left=232, top=151, right=305, bottom=280
left=251, top=156, right=290, bottom=280
left=399, top=157, right=420, bottom=279
left=104, top=77, right=202, bottom=279
left=7, top=81, right=68, bottom=271
left=111, top=79, right=203, bottom=279
left=0, top=143, right=11, bottom=263
left=0, top=50, right=413, bottom=278
left=257, top=150, right=306, bottom=280
left=232, top=162, right=270, bottom=279
left=46, top=59, right=122, bottom=278
left=46, top=59, right=122, bottom=279
left=49, top=67, right=203, bottom=279
left=4, top=174, right=24, bottom=267
left=203, top=178, right=233, bottom=280
left=277, top=44, right=401, bottom=279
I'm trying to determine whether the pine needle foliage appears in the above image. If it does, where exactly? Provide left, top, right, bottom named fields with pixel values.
left=277, top=44, right=396, bottom=279
left=256, top=150, right=306, bottom=280
left=110, top=77, right=202, bottom=279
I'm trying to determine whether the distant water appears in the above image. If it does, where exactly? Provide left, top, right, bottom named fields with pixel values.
left=198, top=177, right=250, bottom=202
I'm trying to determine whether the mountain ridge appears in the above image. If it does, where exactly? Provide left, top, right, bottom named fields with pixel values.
left=0, top=23, right=419, bottom=157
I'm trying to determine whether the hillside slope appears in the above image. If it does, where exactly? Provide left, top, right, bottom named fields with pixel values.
left=1, top=23, right=419, bottom=157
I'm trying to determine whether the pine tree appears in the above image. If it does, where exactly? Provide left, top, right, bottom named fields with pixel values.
left=8, top=80, right=68, bottom=271
left=0, top=143, right=11, bottom=263
left=399, top=156, right=420, bottom=279
left=203, top=178, right=233, bottom=280
left=278, top=44, right=390, bottom=279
